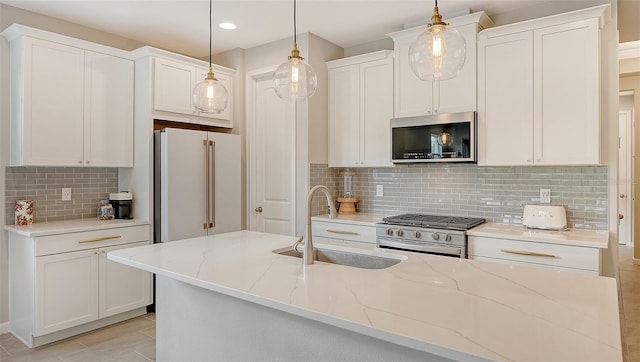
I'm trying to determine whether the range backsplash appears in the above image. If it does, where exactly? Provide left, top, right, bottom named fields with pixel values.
left=310, top=163, right=608, bottom=230
left=5, top=167, right=119, bottom=224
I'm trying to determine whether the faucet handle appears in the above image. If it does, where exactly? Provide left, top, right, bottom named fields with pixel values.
left=293, top=236, right=304, bottom=253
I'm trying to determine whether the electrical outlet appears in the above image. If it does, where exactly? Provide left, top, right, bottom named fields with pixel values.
left=62, top=188, right=72, bottom=201
left=539, top=188, right=551, bottom=204
left=376, top=185, right=384, bottom=197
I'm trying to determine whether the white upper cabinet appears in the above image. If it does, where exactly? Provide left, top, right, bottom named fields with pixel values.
left=149, top=51, right=235, bottom=128
left=328, top=64, right=360, bottom=167
left=154, top=57, right=195, bottom=115
left=2, top=25, right=134, bottom=167
left=387, top=12, right=493, bottom=118
left=387, top=29, right=434, bottom=117
left=16, top=37, right=85, bottom=167
left=195, top=66, right=233, bottom=124
left=533, top=20, right=600, bottom=165
left=84, top=51, right=134, bottom=167
left=327, top=51, right=394, bottom=168
left=478, top=32, right=534, bottom=165
left=478, top=6, right=608, bottom=166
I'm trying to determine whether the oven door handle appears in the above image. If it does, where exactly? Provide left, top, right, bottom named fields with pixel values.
left=377, top=239, right=462, bottom=257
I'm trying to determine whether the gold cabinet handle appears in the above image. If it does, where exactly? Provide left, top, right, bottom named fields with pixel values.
left=501, top=249, right=556, bottom=258
left=326, top=229, right=359, bottom=236
left=78, top=235, right=122, bottom=243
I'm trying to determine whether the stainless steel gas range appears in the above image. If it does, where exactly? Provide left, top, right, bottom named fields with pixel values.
left=376, top=214, right=486, bottom=258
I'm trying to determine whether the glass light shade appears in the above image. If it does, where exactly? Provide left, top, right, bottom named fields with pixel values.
left=342, top=169, right=355, bottom=198
left=408, top=24, right=466, bottom=81
left=192, top=75, right=228, bottom=113
left=273, top=57, right=317, bottom=101
left=437, top=130, right=453, bottom=146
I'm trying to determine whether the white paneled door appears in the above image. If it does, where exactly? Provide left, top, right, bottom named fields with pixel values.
left=619, top=109, right=633, bottom=245
left=248, top=70, right=296, bottom=236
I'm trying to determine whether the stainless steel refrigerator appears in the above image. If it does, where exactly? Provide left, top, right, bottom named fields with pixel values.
left=154, top=128, right=241, bottom=242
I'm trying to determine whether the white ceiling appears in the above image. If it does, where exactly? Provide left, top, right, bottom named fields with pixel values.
left=0, top=0, right=615, bottom=58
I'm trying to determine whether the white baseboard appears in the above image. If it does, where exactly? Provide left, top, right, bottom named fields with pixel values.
left=0, top=321, right=10, bottom=334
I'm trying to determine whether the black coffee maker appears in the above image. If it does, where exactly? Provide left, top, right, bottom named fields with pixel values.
left=109, top=192, right=133, bottom=219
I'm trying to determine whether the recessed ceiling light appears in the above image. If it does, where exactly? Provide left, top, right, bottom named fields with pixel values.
left=219, top=22, right=237, bottom=30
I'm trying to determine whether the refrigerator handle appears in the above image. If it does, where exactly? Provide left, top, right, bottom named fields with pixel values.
left=203, top=140, right=209, bottom=229
left=210, top=140, right=216, bottom=228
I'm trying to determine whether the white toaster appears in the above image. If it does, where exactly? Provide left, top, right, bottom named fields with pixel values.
left=522, top=205, right=568, bottom=230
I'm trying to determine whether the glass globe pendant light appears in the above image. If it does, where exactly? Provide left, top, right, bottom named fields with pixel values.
left=437, top=129, right=453, bottom=146
left=273, top=0, right=317, bottom=102
left=408, top=0, right=466, bottom=81
left=192, top=0, right=228, bottom=113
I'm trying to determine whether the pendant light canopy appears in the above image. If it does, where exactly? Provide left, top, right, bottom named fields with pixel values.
left=408, top=0, right=466, bottom=81
left=192, top=0, right=228, bottom=113
left=273, top=0, right=317, bottom=102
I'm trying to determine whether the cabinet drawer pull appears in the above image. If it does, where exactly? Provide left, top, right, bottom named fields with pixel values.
left=326, top=229, right=359, bottom=236
left=78, top=235, right=122, bottom=243
left=500, top=249, right=556, bottom=258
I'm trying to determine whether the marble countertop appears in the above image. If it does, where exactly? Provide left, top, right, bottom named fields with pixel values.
left=311, top=213, right=389, bottom=225
left=108, top=230, right=621, bottom=362
left=467, top=222, right=609, bottom=249
left=4, top=218, right=150, bottom=237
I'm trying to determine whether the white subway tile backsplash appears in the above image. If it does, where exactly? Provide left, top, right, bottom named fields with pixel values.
left=309, top=163, right=608, bottom=229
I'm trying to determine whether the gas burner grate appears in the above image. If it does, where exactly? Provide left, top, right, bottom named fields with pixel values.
left=382, top=214, right=486, bottom=230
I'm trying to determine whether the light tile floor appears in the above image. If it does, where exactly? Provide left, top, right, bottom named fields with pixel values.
left=619, top=245, right=640, bottom=362
left=2, top=248, right=640, bottom=361
left=0, top=313, right=155, bottom=361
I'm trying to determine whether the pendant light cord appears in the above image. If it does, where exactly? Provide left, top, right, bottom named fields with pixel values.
left=209, top=0, right=212, bottom=68
left=293, top=0, right=297, bottom=44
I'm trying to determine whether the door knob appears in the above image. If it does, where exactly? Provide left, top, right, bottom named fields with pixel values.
left=620, top=194, right=627, bottom=199
left=619, top=214, right=624, bottom=220
left=255, top=206, right=263, bottom=213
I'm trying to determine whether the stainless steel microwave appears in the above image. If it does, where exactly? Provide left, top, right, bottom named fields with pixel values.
left=390, top=111, right=476, bottom=163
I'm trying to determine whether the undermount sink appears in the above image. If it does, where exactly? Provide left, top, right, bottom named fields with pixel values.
left=273, top=245, right=403, bottom=270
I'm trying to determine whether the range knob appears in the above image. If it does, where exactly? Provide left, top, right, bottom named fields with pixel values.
left=445, top=234, right=452, bottom=242
left=432, top=233, right=440, bottom=241
left=414, top=231, right=422, bottom=238
left=397, top=229, right=404, bottom=237
left=386, top=228, right=394, bottom=236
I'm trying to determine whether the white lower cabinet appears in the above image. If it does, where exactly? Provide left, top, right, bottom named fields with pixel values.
left=8, top=224, right=152, bottom=347
left=311, top=220, right=377, bottom=248
left=468, top=236, right=600, bottom=275
left=35, top=249, right=99, bottom=336
left=99, top=242, right=151, bottom=318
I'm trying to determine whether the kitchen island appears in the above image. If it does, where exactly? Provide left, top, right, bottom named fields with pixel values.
left=108, top=230, right=621, bottom=362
